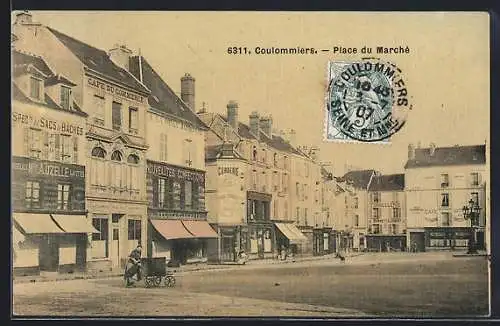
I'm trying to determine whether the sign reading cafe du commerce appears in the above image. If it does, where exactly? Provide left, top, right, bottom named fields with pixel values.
left=87, top=77, right=144, bottom=104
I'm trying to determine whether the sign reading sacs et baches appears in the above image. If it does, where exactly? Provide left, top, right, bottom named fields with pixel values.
left=87, top=76, right=144, bottom=103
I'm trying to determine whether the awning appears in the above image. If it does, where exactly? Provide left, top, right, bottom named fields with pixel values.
left=13, top=213, right=64, bottom=234
left=151, top=219, right=195, bottom=240
left=275, top=223, right=307, bottom=243
left=51, top=214, right=99, bottom=233
left=12, top=224, right=26, bottom=245
left=182, top=220, right=218, bottom=238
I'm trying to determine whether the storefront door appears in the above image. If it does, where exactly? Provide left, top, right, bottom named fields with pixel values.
left=257, top=230, right=265, bottom=259
left=221, top=235, right=235, bottom=262
left=39, top=234, right=59, bottom=272
left=110, top=214, right=123, bottom=268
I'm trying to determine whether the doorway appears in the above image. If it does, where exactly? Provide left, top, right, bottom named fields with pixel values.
left=39, top=234, right=59, bottom=272
left=110, top=214, right=123, bottom=268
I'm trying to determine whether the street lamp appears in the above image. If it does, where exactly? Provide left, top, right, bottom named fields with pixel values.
left=462, top=199, right=481, bottom=254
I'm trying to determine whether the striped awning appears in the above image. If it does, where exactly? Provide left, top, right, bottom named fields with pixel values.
left=150, top=219, right=195, bottom=240
left=13, top=213, right=64, bottom=234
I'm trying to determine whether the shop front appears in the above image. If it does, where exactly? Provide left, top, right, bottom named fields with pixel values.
left=366, top=235, right=407, bottom=252
left=424, top=227, right=478, bottom=251
left=246, top=191, right=274, bottom=260
left=275, top=222, right=307, bottom=258
left=313, top=227, right=333, bottom=256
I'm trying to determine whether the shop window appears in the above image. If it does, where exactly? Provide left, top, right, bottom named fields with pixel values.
left=30, top=77, right=42, bottom=100
left=157, top=178, right=167, bottom=207
left=440, top=174, right=449, bottom=188
left=441, top=193, right=449, bottom=207
left=112, top=101, right=122, bottom=131
left=25, top=181, right=40, bottom=208
left=57, top=184, right=71, bottom=210
left=471, top=173, right=480, bottom=186
left=92, top=218, right=109, bottom=241
left=60, top=86, right=71, bottom=110
left=128, top=219, right=141, bottom=241
left=129, top=107, right=138, bottom=133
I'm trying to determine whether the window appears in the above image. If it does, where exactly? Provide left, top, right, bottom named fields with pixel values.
left=273, top=200, right=278, bottom=218
left=93, top=95, right=105, bottom=124
left=184, top=139, right=193, bottom=166
left=295, top=182, right=300, bottom=197
left=184, top=180, right=193, bottom=210
left=251, top=170, right=257, bottom=189
left=441, top=193, right=449, bottom=207
left=160, top=133, right=168, bottom=161
left=273, top=153, right=278, bottom=167
left=296, top=207, right=300, bottom=223
left=353, top=197, right=359, bottom=209
left=60, top=135, right=73, bottom=163
left=262, top=149, right=266, bottom=163
left=284, top=156, right=289, bottom=170
left=471, top=173, right=480, bottom=186
left=127, top=154, right=139, bottom=164
left=92, top=147, right=106, bottom=158
left=441, top=212, right=450, bottom=226
left=354, top=214, right=359, bottom=227
left=129, top=107, right=138, bottom=133
left=128, top=219, right=141, bottom=241
left=252, top=146, right=258, bottom=161
left=60, top=86, right=71, bottom=110
left=30, top=77, right=42, bottom=100
left=372, top=224, right=381, bottom=234
left=92, top=217, right=109, bottom=241
left=440, top=174, right=449, bottom=188
left=304, top=208, right=308, bottom=225
left=372, top=192, right=380, bottom=203
left=57, top=184, right=71, bottom=210
left=25, top=181, right=40, bottom=208
left=373, top=208, right=380, bottom=219
left=27, top=128, right=42, bottom=159
left=157, top=178, right=166, bottom=207
left=392, top=207, right=401, bottom=220
left=112, top=101, right=122, bottom=130
left=111, top=151, right=122, bottom=161
left=471, top=192, right=479, bottom=205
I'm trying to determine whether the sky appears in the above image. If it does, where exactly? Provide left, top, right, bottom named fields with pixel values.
left=12, top=11, right=490, bottom=176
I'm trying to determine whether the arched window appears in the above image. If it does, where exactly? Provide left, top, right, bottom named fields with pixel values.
left=91, top=147, right=106, bottom=158
left=111, top=151, right=122, bottom=162
left=127, top=154, right=140, bottom=164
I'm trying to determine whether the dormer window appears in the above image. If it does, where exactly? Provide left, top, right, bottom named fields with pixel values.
left=60, top=85, right=71, bottom=110
left=30, top=76, right=42, bottom=100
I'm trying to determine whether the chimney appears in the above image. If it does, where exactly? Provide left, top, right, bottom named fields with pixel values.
left=429, top=142, right=436, bottom=156
left=15, top=11, right=33, bottom=25
left=310, top=146, right=319, bottom=161
left=249, top=111, right=260, bottom=140
left=408, top=143, right=415, bottom=160
left=181, top=73, right=195, bottom=111
left=109, top=44, right=132, bottom=70
left=259, top=115, right=273, bottom=137
left=226, top=100, right=239, bottom=129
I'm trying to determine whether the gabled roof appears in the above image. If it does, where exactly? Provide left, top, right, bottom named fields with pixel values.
left=368, top=174, right=405, bottom=192
left=405, top=145, right=486, bottom=169
left=12, top=50, right=53, bottom=76
left=128, top=56, right=207, bottom=130
left=338, top=169, right=377, bottom=189
left=12, top=83, right=87, bottom=117
left=218, top=115, right=304, bottom=156
left=47, top=27, right=149, bottom=95
left=44, top=74, right=77, bottom=87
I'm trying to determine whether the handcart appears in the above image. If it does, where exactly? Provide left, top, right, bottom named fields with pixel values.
left=142, top=257, right=176, bottom=288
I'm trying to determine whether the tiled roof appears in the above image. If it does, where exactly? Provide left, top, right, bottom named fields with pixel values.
left=47, top=27, right=149, bottom=95
left=368, top=174, right=405, bottom=192
left=128, top=56, right=207, bottom=130
left=12, top=83, right=87, bottom=117
left=338, top=169, right=377, bottom=189
left=219, top=116, right=303, bottom=156
left=12, top=50, right=53, bottom=76
left=404, top=145, right=486, bottom=169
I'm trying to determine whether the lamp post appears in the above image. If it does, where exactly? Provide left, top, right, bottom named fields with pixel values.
left=462, top=199, right=481, bottom=255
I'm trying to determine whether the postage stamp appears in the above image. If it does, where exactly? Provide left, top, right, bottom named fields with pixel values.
left=325, top=58, right=412, bottom=143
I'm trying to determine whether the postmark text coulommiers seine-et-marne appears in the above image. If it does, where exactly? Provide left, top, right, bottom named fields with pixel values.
left=325, top=58, right=412, bottom=143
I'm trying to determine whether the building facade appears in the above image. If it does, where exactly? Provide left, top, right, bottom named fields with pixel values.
left=199, top=103, right=317, bottom=262
left=405, top=143, right=487, bottom=252
left=127, top=55, right=216, bottom=265
left=13, top=12, right=151, bottom=271
left=12, top=48, right=97, bottom=275
left=366, top=174, right=406, bottom=252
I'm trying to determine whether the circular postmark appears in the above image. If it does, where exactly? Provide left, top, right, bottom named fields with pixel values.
left=327, top=58, right=412, bottom=142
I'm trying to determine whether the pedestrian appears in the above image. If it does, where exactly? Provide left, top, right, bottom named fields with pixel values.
left=126, top=243, right=143, bottom=283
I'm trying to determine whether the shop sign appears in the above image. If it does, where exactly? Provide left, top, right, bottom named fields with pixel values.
left=87, top=76, right=144, bottom=103
left=218, top=166, right=239, bottom=176
left=12, top=156, right=85, bottom=179
left=147, top=161, right=204, bottom=183
left=12, top=111, right=84, bottom=136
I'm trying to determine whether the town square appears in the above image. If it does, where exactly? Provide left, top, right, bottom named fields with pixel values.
left=11, top=11, right=490, bottom=318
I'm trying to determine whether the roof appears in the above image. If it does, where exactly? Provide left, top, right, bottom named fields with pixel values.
left=44, top=74, right=77, bottom=87
left=128, top=56, right=207, bottom=130
left=219, top=115, right=304, bottom=156
left=12, top=50, right=53, bottom=76
left=405, top=145, right=486, bottom=169
left=12, top=83, right=87, bottom=117
left=47, top=27, right=149, bottom=95
left=338, top=169, right=377, bottom=189
left=368, top=174, right=405, bottom=192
